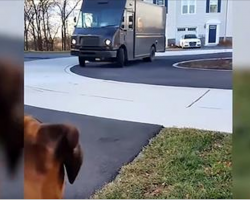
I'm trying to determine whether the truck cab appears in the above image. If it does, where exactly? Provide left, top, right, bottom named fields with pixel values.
left=71, top=0, right=166, bottom=67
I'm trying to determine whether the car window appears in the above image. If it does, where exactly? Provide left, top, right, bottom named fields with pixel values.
left=184, top=34, right=197, bottom=39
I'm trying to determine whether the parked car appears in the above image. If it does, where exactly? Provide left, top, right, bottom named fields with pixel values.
left=179, top=34, right=201, bottom=49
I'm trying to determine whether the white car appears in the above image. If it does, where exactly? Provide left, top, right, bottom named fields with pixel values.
left=179, top=34, right=201, bottom=49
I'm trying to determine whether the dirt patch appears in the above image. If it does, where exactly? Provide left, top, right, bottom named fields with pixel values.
left=219, top=40, right=232, bottom=47
left=178, top=58, right=232, bottom=70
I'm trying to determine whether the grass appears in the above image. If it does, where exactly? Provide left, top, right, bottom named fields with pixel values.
left=179, top=58, right=232, bottom=70
left=233, top=71, right=250, bottom=198
left=93, top=128, right=232, bottom=199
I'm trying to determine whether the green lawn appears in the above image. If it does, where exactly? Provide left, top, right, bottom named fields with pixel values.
left=233, top=71, right=250, bottom=198
left=93, top=128, right=232, bottom=199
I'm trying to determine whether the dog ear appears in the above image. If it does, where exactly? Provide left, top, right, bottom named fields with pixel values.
left=37, top=124, right=83, bottom=184
left=62, top=125, right=83, bottom=184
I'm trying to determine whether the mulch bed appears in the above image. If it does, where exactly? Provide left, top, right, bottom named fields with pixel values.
left=179, top=58, right=232, bottom=70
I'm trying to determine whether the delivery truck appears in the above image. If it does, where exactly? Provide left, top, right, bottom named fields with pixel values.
left=71, top=0, right=166, bottom=67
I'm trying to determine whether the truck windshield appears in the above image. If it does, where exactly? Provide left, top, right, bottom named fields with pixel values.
left=76, top=1, right=125, bottom=28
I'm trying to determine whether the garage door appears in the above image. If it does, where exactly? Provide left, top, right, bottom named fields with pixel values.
left=176, top=27, right=197, bottom=45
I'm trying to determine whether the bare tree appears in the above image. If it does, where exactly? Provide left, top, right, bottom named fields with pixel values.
left=25, top=0, right=38, bottom=50
left=54, top=0, right=81, bottom=50
left=24, top=0, right=80, bottom=51
left=31, top=0, right=43, bottom=50
left=41, top=0, right=49, bottom=50
left=24, top=1, right=29, bottom=50
left=24, top=0, right=55, bottom=51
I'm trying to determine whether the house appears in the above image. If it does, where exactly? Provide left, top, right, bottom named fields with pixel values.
left=144, top=0, right=232, bottom=47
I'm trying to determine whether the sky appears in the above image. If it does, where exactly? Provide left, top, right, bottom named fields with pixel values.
left=47, top=0, right=82, bottom=37
left=0, top=0, right=81, bottom=38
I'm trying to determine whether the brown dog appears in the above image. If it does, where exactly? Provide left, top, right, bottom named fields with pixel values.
left=24, top=115, right=83, bottom=199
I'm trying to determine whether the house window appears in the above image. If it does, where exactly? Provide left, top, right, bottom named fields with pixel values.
left=206, top=0, right=221, bottom=13
left=151, top=0, right=168, bottom=13
left=156, top=0, right=164, bottom=5
left=209, top=0, right=218, bottom=13
left=188, top=27, right=197, bottom=31
left=177, top=28, right=186, bottom=32
left=151, top=0, right=165, bottom=6
left=182, top=0, right=196, bottom=14
left=144, top=0, right=153, bottom=3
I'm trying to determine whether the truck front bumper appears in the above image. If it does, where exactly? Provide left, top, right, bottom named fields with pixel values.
left=71, top=49, right=117, bottom=60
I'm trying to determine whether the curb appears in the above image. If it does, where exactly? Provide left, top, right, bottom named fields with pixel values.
left=156, top=49, right=232, bottom=57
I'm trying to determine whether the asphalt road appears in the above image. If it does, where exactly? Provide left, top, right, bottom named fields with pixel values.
left=71, top=53, right=232, bottom=89
left=25, top=52, right=232, bottom=89
left=24, top=52, right=71, bottom=62
left=24, top=106, right=162, bottom=199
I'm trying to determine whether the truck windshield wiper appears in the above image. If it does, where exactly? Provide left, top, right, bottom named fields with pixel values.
left=100, top=25, right=118, bottom=28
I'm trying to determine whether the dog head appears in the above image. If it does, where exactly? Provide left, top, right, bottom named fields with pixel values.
left=24, top=116, right=83, bottom=198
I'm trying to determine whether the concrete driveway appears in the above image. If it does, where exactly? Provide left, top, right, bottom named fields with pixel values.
left=23, top=49, right=232, bottom=198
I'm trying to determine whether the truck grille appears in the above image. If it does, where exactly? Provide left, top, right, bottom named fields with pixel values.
left=80, top=36, right=100, bottom=47
left=79, top=46, right=107, bottom=50
left=189, top=42, right=197, bottom=47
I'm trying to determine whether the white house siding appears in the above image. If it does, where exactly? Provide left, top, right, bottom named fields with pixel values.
left=172, top=0, right=232, bottom=46
left=143, top=0, right=232, bottom=47
left=166, top=0, right=177, bottom=46
left=225, top=0, right=233, bottom=39
left=171, top=0, right=232, bottom=45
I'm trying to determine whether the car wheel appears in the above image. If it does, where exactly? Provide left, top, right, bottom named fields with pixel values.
left=143, top=46, right=156, bottom=62
left=79, top=57, right=86, bottom=67
left=181, top=43, right=184, bottom=49
left=116, top=48, right=126, bottom=67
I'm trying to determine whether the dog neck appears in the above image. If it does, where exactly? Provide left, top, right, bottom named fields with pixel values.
left=24, top=115, right=65, bottom=199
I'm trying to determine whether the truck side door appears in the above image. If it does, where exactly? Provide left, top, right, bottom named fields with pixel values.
left=124, top=10, right=134, bottom=60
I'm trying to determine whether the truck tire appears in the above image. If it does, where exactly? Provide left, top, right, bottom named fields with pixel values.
left=116, top=48, right=125, bottom=67
left=79, top=57, right=86, bottom=67
left=143, top=46, right=156, bottom=62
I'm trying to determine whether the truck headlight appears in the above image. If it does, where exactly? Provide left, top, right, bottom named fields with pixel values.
left=72, top=39, right=76, bottom=45
left=105, top=39, right=111, bottom=46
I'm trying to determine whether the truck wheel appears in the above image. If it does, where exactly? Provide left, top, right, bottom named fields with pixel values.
left=79, top=57, right=86, bottom=67
left=144, top=46, right=156, bottom=62
left=116, top=48, right=125, bottom=67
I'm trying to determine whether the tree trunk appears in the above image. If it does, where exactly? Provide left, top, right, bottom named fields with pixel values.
left=61, top=25, right=64, bottom=50
left=24, top=20, right=29, bottom=51
left=64, top=22, right=67, bottom=50
left=42, top=12, right=48, bottom=51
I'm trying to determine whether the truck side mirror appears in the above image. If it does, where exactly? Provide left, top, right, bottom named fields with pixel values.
left=74, top=17, right=77, bottom=23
